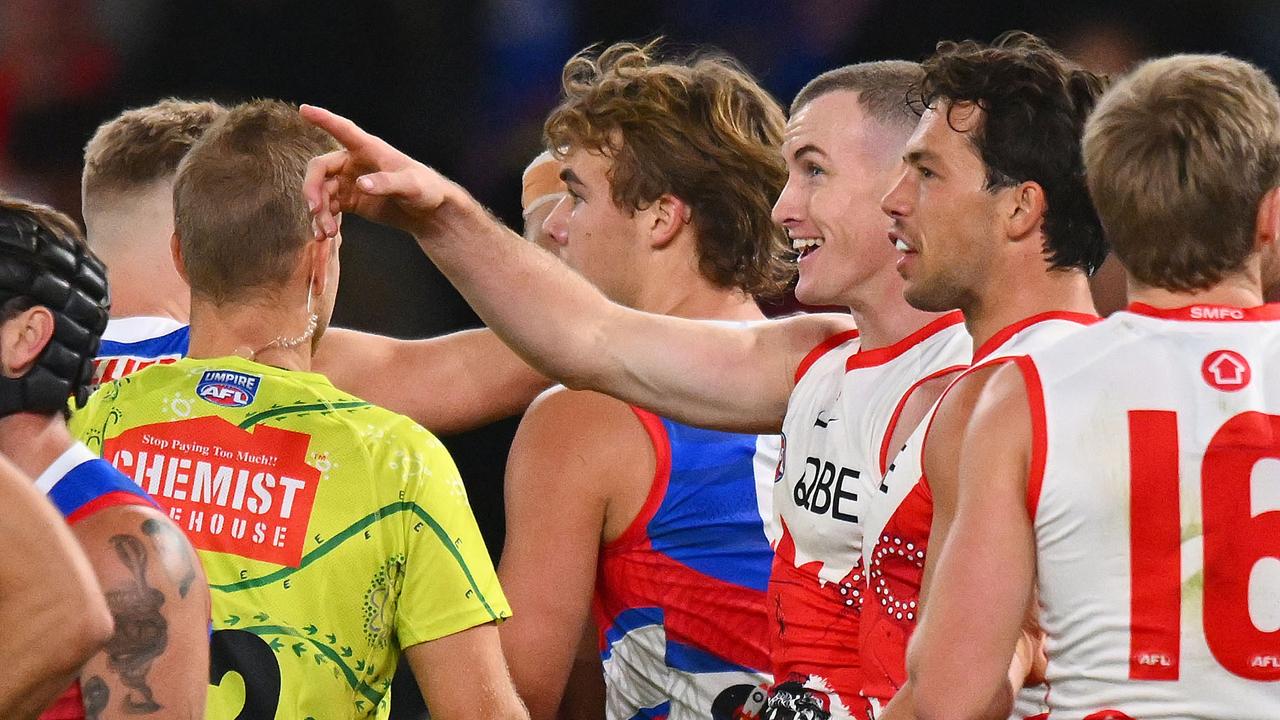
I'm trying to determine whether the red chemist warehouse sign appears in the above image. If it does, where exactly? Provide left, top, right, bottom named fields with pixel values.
left=104, top=416, right=321, bottom=567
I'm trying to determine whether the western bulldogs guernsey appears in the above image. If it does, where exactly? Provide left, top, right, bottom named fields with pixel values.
left=594, top=408, right=778, bottom=720
left=92, top=316, right=190, bottom=388
left=861, top=311, right=1097, bottom=716
left=35, top=442, right=159, bottom=720
left=770, top=312, right=968, bottom=718
left=1016, top=303, right=1280, bottom=720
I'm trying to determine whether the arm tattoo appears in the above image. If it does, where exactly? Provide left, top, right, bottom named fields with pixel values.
left=104, top=533, right=167, bottom=714
left=141, top=518, right=197, bottom=598
left=82, top=675, right=109, bottom=720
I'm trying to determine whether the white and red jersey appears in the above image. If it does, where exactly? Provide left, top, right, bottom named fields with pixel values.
left=860, top=311, right=1098, bottom=712
left=770, top=312, right=969, bottom=717
left=1015, top=302, right=1280, bottom=720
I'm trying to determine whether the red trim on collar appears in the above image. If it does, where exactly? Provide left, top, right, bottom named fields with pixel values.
left=844, top=311, right=965, bottom=372
left=1127, top=302, right=1280, bottom=322
left=795, top=329, right=860, bottom=384
left=972, top=311, right=1100, bottom=363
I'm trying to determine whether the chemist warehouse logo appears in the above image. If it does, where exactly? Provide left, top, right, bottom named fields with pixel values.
left=103, top=416, right=320, bottom=567
left=196, top=370, right=261, bottom=408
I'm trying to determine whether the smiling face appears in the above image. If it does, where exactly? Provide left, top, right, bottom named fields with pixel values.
left=881, top=102, right=1008, bottom=313
left=772, top=91, right=910, bottom=308
left=542, top=147, right=650, bottom=307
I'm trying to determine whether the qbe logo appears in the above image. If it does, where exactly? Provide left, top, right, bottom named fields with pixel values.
left=196, top=370, right=261, bottom=408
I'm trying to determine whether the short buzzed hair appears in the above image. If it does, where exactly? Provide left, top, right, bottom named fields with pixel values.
left=1084, top=54, right=1280, bottom=291
left=173, top=100, right=338, bottom=304
left=791, top=61, right=923, bottom=132
left=82, top=99, right=228, bottom=207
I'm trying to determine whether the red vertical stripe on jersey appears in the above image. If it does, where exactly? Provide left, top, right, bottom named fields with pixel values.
left=1126, top=410, right=1181, bottom=681
left=608, top=408, right=674, bottom=551
left=1011, top=356, right=1049, bottom=519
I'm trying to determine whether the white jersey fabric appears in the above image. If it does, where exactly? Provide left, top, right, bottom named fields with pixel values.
left=1020, top=302, right=1280, bottom=719
left=862, top=311, right=1098, bottom=716
left=768, top=312, right=968, bottom=716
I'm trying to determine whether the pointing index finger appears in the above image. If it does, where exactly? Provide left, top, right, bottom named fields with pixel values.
left=300, top=104, right=377, bottom=154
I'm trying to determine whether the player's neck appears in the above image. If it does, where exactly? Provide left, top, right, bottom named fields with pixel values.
left=187, top=297, right=316, bottom=372
left=847, top=271, right=954, bottom=351
left=0, top=413, right=74, bottom=483
left=1128, top=272, right=1265, bottom=310
left=637, top=277, right=765, bottom=322
left=89, top=190, right=188, bottom=323
left=107, top=269, right=189, bottom=323
left=963, top=267, right=1097, bottom=355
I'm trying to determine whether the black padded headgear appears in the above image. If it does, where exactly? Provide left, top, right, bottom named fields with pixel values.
left=0, top=205, right=109, bottom=417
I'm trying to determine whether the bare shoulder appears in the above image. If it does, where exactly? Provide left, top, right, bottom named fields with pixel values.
left=931, top=363, right=1007, bottom=431
left=926, top=361, right=1031, bottom=474
left=521, top=386, right=652, bottom=447
left=761, top=312, right=857, bottom=377
left=510, top=387, right=655, bottom=515
left=771, top=311, right=858, bottom=346
left=71, top=504, right=203, bottom=602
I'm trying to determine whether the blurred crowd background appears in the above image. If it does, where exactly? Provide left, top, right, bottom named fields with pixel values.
left=4, top=1, right=1278, bottom=714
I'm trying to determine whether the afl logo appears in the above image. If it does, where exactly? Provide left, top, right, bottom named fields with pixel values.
left=196, top=370, right=261, bottom=407
left=1201, top=350, right=1250, bottom=392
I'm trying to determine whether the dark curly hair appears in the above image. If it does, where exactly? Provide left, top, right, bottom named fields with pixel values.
left=916, top=31, right=1109, bottom=275
left=545, top=40, right=792, bottom=298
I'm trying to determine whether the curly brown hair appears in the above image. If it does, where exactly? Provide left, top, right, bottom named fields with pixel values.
left=545, top=40, right=792, bottom=298
left=917, top=31, right=1109, bottom=275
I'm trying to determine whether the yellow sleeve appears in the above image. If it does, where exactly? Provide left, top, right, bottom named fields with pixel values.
left=392, top=426, right=511, bottom=649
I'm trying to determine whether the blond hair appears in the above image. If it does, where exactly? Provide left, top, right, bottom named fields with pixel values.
left=1083, top=54, right=1280, bottom=291
left=173, top=100, right=338, bottom=304
left=82, top=99, right=227, bottom=210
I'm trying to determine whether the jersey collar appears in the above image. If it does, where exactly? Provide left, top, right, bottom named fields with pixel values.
left=972, top=311, right=1100, bottom=363
left=845, top=310, right=964, bottom=372
left=1127, top=302, right=1280, bottom=322
left=34, top=442, right=97, bottom=494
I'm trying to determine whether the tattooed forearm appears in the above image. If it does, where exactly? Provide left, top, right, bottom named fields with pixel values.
left=141, top=518, right=197, bottom=598
left=82, top=675, right=109, bottom=720
left=104, top=533, right=167, bottom=714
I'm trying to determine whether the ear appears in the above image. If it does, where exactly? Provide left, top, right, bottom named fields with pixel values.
left=1004, top=181, right=1048, bottom=241
left=644, top=193, right=691, bottom=249
left=0, top=306, right=55, bottom=378
left=1256, top=187, right=1280, bottom=297
left=305, top=212, right=343, bottom=298
left=170, top=232, right=190, bottom=285
left=1255, top=186, right=1280, bottom=251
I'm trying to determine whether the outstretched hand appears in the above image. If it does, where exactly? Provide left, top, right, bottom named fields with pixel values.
left=300, top=104, right=462, bottom=239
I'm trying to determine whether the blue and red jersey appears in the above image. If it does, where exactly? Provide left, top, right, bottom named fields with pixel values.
left=91, top=317, right=190, bottom=388
left=593, top=408, right=777, bottom=720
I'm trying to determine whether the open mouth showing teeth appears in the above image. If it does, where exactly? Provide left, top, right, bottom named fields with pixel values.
left=793, top=237, right=824, bottom=259
left=888, top=232, right=915, bottom=254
